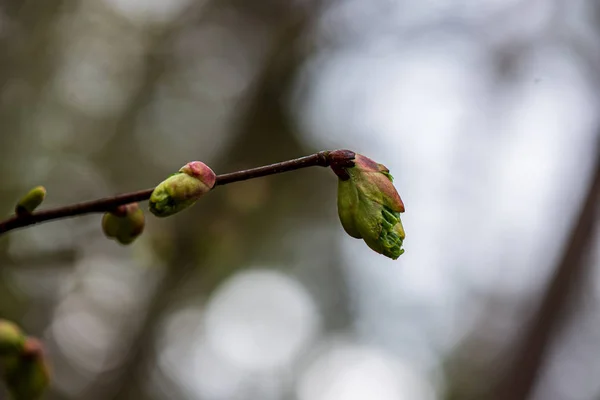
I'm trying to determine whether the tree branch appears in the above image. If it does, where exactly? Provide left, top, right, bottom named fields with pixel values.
left=492, top=140, right=600, bottom=400
left=0, top=149, right=355, bottom=235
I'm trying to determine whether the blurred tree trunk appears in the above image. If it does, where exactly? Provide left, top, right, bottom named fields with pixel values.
left=491, top=142, right=600, bottom=400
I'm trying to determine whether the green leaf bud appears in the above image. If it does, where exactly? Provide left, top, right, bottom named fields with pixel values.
left=102, top=203, right=145, bottom=245
left=0, top=320, right=25, bottom=357
left=15, top=186, right=46, bottom=215
left=149, top=161, right=216, bottom=217
left=335, top=154, right=406, bottom=259
left=3, top=338, right=50, bottom=400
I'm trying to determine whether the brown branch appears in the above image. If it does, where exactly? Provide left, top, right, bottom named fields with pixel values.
left=492, top=141, right=600, bottom=400
left=0, top=149, right=355, bottom=235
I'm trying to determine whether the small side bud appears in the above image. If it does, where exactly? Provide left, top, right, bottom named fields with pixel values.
left=3, top=338, right=50, bottom=400
left=149, top=161, right=216, bottom=217
left=15, top=186, right=46, bottom=216
left=0, top=320, right=25, bottom=357
left=102, top=203, right=145, bottom=245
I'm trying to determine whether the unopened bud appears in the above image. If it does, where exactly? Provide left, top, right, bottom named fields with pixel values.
left=0, top=320, right=25, bottom=357
left=149, top=161, right=216, bottom=217
left=102, top=203, right=145, bottom=245
left=335, top=153, right=406, bottom=259
left=3, top=338, right=50, bottom=400
left=15, top=186, right=46, bottom=215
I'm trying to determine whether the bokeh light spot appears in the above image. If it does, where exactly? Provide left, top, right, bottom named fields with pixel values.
left=204, top=269, right=321, bottom=372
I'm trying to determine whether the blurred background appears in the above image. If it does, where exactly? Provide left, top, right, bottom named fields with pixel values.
left=0, top=0, right=599, bottom=399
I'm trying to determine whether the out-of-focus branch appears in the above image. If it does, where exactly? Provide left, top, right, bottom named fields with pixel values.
left=493, top=140, right=600, bottom=400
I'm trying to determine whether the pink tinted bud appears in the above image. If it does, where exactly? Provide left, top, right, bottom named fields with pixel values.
left=3, top=337, right=50, bottom=400
left=102, top=203, right=145, bottom=245
left=149, top=161, right=216, bottom=217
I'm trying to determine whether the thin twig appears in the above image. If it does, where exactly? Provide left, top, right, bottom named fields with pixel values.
left=0, top=150, right=355, bottom=235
